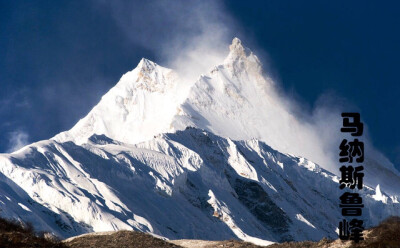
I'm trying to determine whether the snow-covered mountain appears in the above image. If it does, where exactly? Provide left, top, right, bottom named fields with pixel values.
left=1, top=38, right=399, bottom=245
left=55, top=38, right=328, bottom=172
left=53, top=38, right=400, bottom=196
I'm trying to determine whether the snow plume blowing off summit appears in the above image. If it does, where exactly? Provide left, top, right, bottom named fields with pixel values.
left=96, top=0, right=234, bottom=83
left=94, top=1, right=399, bottom=184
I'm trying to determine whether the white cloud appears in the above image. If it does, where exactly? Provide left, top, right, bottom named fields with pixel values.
left=7, top=130, right=29, bottom=153
left=94, top=0, right=238, bottom=83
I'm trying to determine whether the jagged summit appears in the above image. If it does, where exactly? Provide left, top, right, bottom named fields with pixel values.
left=226, top=37, right=250, bottom=59
left=223, top=38, right=262, bottom=74
left=136, top=58, right=157, bottom=76
left=120, top=58, right=177, bottom=93
left=137, top=57, right=156, bottom=68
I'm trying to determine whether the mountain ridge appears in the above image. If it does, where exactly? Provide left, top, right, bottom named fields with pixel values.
left=1, top=127, right=399, bottom=245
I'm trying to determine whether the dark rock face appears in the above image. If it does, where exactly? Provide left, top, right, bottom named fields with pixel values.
left=88, top=134, right=120, bottom=145
left=231, top=177, right=292, bottom=242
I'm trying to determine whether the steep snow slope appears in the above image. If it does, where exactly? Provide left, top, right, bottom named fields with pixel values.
left=54, top=38, right=400, bottom=196
left=54, top=58, right=189, bottom=145
left=172, top=38, right=328, bottom=171
left=1, top=128, right=399, bottom=244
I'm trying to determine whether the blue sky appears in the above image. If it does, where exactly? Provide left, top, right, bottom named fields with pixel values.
left=1, top=1, right=399, bottom=168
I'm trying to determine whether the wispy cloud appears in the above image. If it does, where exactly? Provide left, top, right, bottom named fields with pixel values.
left=6, top=130, right=29, bottom=153
left=0, top=88, right=30, bottom=113
left=93, top=0, right=238, bottom=82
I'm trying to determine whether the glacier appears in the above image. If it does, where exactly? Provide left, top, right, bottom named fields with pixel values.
left=0, top=38, right=399, bottom=245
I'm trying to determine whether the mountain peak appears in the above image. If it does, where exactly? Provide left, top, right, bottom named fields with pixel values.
left=223, top=38, right=262, bottom=75
left=136, top=58, right=158, bottom=72
left=53, top=56, right=180, bottom=146
left=229, top=37, right=247, bottom=57
left=131, top=58, right=179, bottom=93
